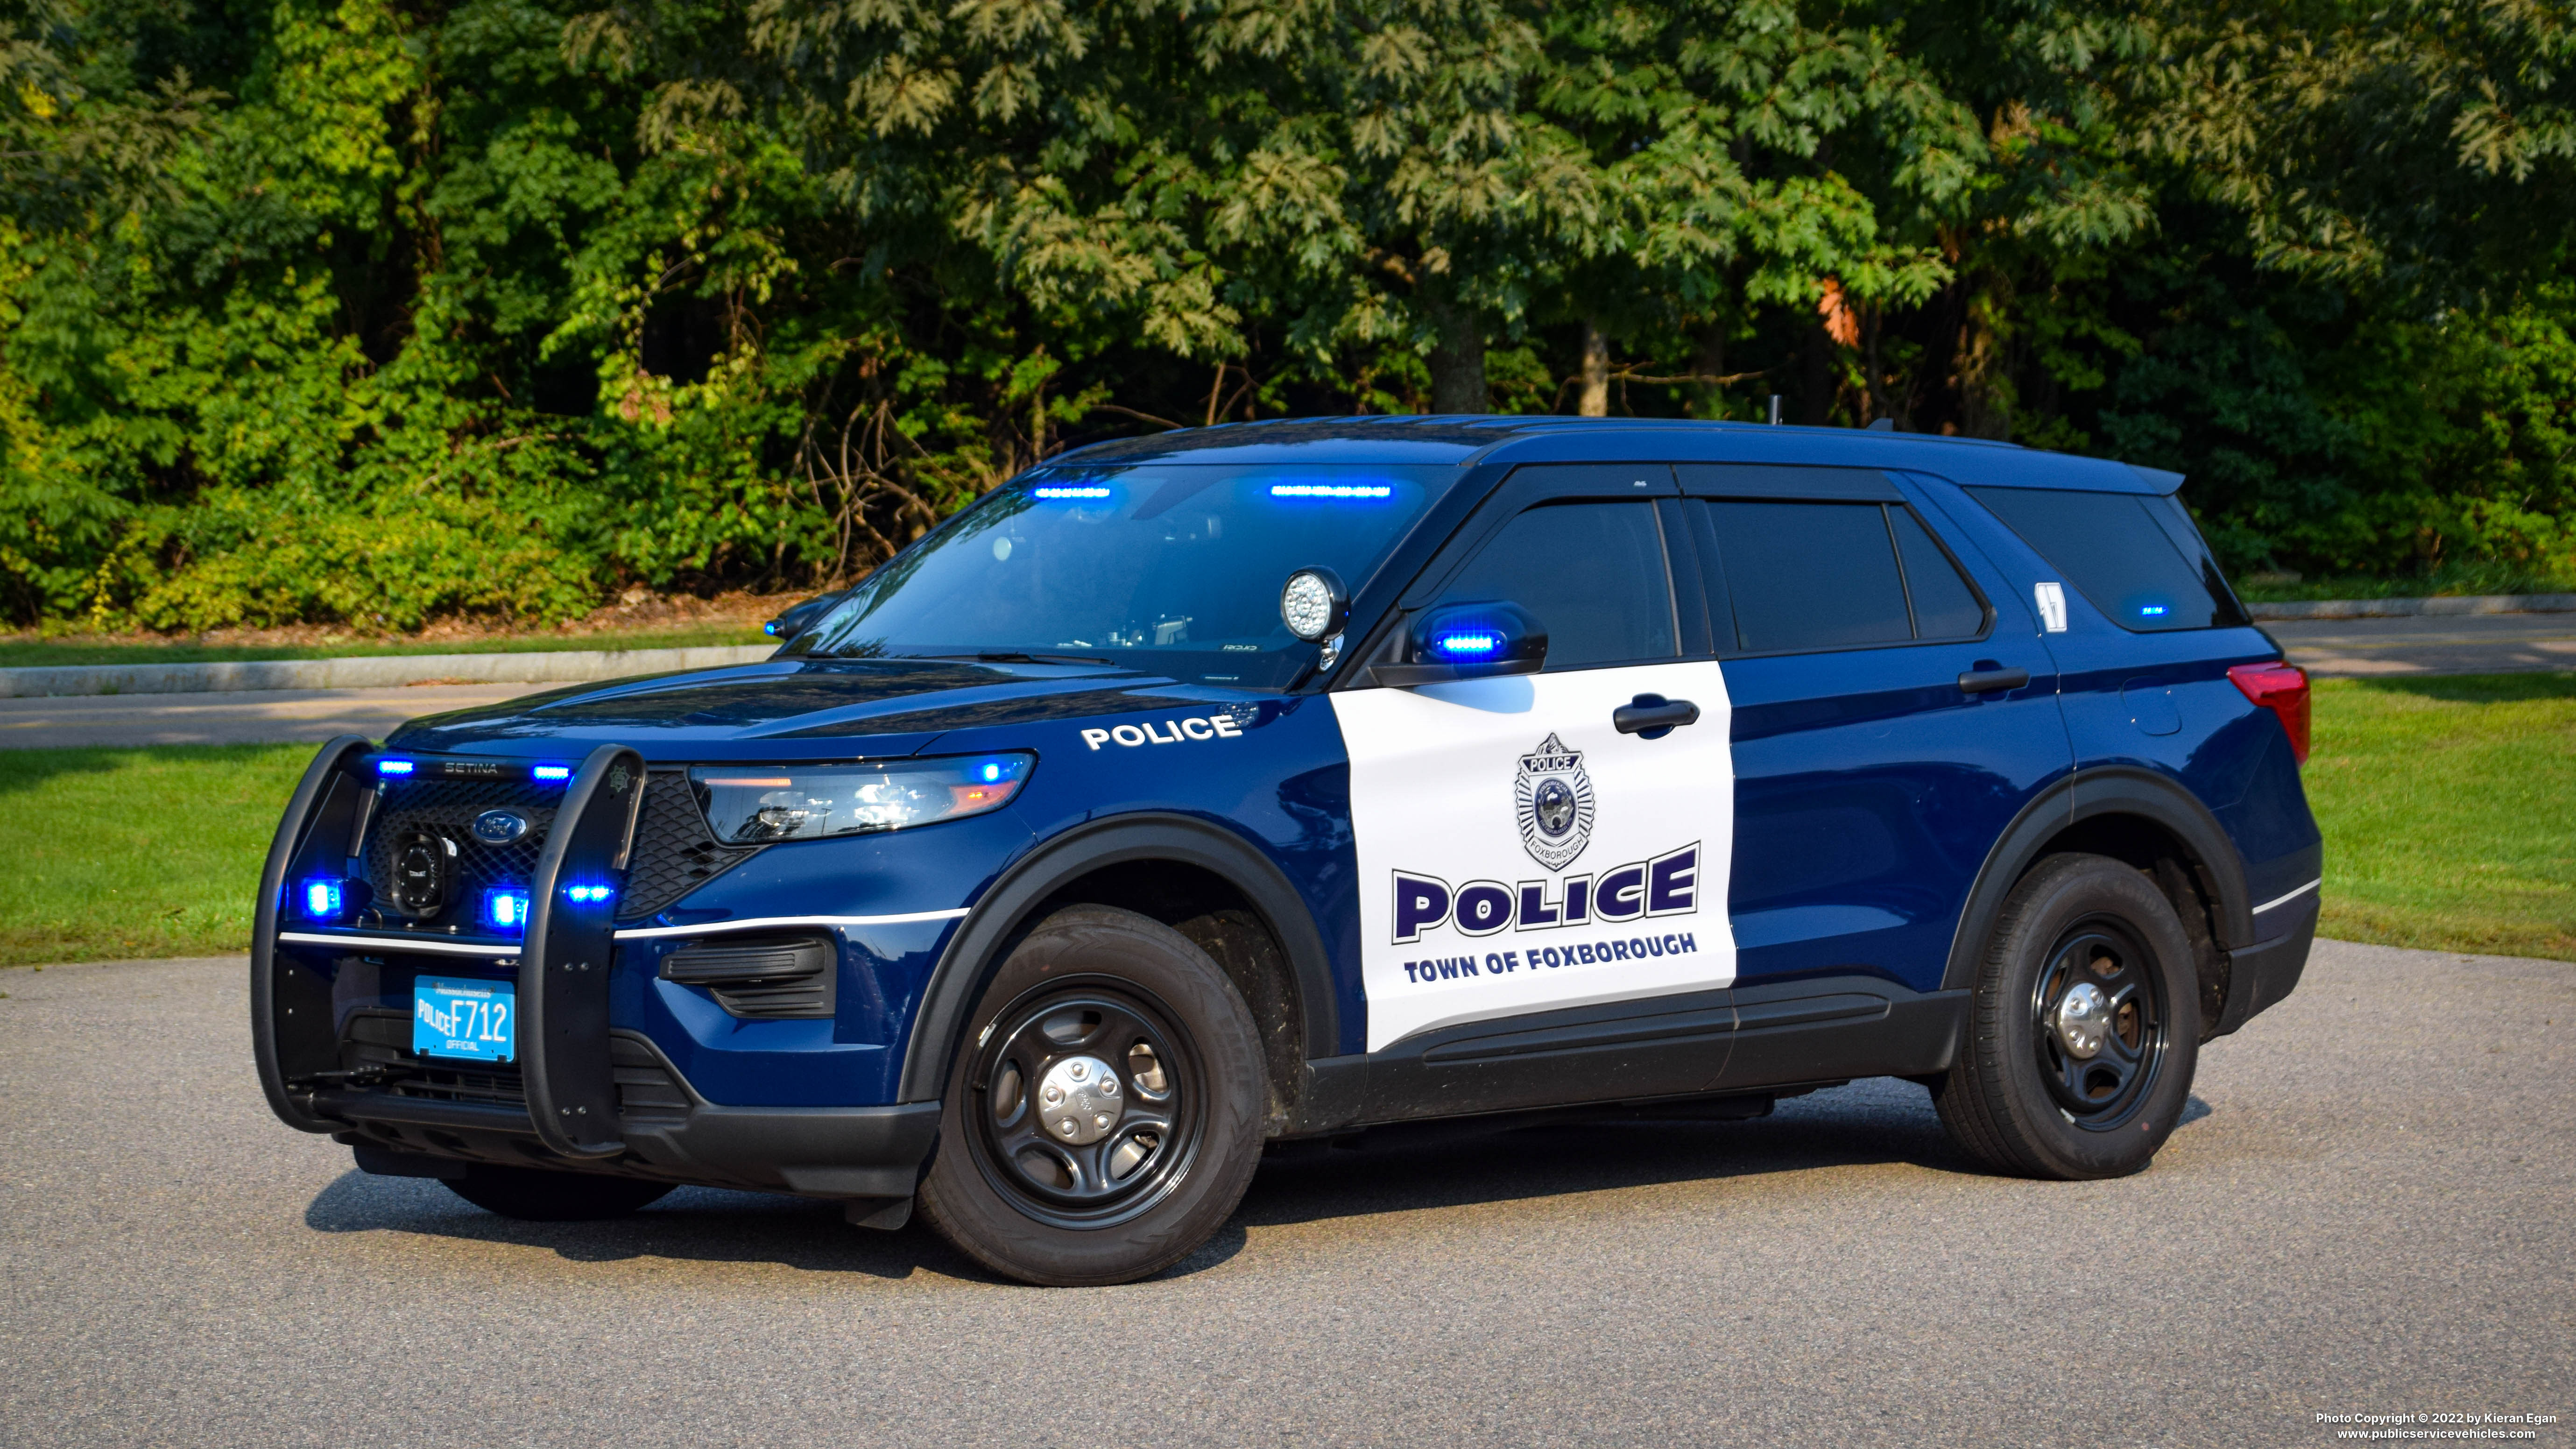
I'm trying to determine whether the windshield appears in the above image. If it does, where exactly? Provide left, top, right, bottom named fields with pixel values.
left=786, top=464, right=1447, bottom=689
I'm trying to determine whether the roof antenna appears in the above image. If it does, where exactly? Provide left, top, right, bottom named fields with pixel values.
left=1766, top=395, right=1783, bottom=426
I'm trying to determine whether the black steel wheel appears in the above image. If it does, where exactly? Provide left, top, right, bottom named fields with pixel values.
left=962, top=985, right=1204, bottom=1229
left=1935, top=852, right=2201, bottom=1180
left=917, top=905, right=1267, bottom=1286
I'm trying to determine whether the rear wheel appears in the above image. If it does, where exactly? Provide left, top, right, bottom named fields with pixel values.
left=445, top=1164, right=673, bottom=1220
left=917, top=905, right=1267, bottom=1286
left=1934, top=853, right=2202, bottom=1180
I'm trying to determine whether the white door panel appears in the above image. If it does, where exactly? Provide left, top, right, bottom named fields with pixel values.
left=1332, top=662, right=1736, bottom=1052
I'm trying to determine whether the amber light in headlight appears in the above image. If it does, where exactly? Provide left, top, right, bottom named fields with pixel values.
left=690, top=755, right=1034, bottom=844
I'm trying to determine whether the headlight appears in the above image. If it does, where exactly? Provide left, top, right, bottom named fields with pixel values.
left=689, top=754, right=1034, bottom=844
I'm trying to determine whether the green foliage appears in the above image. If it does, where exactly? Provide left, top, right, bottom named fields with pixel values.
left=0, top=0, right=2569, bottom=633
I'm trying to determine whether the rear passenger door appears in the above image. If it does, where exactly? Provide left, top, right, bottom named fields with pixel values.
left=1680, top=464, right=2072, bottom=998
left=1333, top=465, right=1738, bottom=1055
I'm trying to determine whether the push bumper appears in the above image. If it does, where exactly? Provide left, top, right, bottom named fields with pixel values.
left=251, top=738, right=939, bottom=1202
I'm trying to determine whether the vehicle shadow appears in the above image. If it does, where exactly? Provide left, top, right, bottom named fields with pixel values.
left=299, top=1081, right=2215, bottom=1284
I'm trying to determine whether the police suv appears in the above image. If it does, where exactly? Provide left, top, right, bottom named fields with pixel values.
left=252, top=417, right=2322, bottom=1286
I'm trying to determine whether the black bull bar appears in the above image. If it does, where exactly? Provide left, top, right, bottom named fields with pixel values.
left=251, top=739, right=647, bottom=1161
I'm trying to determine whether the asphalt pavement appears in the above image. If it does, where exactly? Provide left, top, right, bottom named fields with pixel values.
left=2268, top=611, right=2576, bottom=677
left=0, top=682, right=550, bottom=749
left=0, top=940, right=2566, bottom=1447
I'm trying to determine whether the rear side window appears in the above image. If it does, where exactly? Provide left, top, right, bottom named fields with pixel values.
left=1968, top=487, right=2248, bottom=631
left=1435, top=502, right=1677, bottom=670
left=1701, top=501, right=1990, bottom=653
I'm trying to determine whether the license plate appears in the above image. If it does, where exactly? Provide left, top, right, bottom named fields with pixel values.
left=413, top=976, right=516, bottom=1062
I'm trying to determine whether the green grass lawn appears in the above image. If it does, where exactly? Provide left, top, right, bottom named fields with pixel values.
left=2305, top=673, right=2576, bottom=960
left=0, top=621, right=775, bottom=670
left=0, top=674, right=2569, bottom=968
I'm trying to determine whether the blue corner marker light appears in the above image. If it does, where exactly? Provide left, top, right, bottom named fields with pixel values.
left=481, top=888, right=530, bottom=932
left=1429, top=630, right=1504, bottom=657
left=1270, top=483, right=1393, bottom=499
left=562, top=884, right=616, bottom=905
left=530, top=763, right=572, bottom=782
left=376, top=759, right=415, bottom=777
left=1031, top=485, right=1113, bottom=500
left=301, top=878, right=343, bottom=920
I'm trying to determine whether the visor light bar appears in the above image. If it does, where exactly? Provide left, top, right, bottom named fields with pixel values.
left=1270, top=484, right=1392, bottom=498
left=1031, top=486, right=1112, bottom=500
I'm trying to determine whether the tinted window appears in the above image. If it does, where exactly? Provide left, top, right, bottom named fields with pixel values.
left=1436, top=503, right=1676, bottom=670
left=1892, top=509, right=1988, bottom=638
left=1706, top=501, right=1913, bottom=651
left=1968, top=487, right=2248, bottom=631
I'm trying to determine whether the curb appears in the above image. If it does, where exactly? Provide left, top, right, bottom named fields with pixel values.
left=2247, top=594, right=2576, bottom=621
left=0, top=645, right=779, bottom=699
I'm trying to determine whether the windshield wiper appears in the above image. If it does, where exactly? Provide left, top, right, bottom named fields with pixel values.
left=914, top=650, right=1116, bottom=667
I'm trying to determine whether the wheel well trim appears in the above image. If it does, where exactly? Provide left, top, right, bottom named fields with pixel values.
left=1941, top=766, right=2254, bottom=993
left=894, top=813, right=1341, bottom=1103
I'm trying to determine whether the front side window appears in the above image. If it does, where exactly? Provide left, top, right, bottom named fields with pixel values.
left=1432, top=502, right=1678, bottom=670
left=791, top=466, right=1443, bottom=689
left=1968, top=486, right=2248, bottom=632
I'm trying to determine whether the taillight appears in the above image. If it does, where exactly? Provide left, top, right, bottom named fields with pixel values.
left=2228, top=661, right=2310, bottom=764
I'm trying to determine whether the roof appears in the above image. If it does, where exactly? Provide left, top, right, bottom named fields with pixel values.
left=1050, top=415, right=2183, bottom=494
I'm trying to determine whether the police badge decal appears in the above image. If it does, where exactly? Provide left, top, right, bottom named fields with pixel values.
left=1515, top=732, right=1595, bottom=871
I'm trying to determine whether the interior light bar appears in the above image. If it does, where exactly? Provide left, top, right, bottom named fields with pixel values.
left=1270, top=484, right=1393, bottom=498
left=1032, top=486, right=1112, bottom=500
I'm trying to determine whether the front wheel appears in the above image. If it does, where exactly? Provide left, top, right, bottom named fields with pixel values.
left=1934, top=853, right=2202, bottom=1180
left=917, top=905, right=1268, bottom=1286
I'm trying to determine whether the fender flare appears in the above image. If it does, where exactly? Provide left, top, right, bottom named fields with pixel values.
left=1941, top=766, right=2253, bottom=992
left=894, top=813, right=1341, bottom=1103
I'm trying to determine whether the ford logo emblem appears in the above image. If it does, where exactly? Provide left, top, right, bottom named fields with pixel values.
left=472, top=809, right=531, bottom=845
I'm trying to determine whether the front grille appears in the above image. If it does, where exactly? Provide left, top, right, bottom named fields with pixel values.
left=338, top=1010, right=692, bottom=1120
left=622, top=771, right=762, bottom=922
left=356, top=766, right=758, bottom=926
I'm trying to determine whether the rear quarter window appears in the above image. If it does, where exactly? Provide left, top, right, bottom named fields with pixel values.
left=1967, top=487, right=2248, bottom=632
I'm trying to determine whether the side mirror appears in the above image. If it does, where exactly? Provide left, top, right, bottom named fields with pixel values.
left=1371, top=601, right=1547, bottom=687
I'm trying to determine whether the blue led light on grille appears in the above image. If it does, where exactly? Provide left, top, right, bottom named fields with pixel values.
left=482, top=888, right=530, bottom=931
left=301, top=878, right=343, bottom=919
left=1031, top=486, right=1113, bottom=500
left=530, top=764, right=572, bottom=782
left=1269, top=484, right=1393, bottom=498
left=376, top=759, right=415, bottom=776
left=562, top=884, right=616, bottom=905
left=1431, top=632, right=1504, bottom=657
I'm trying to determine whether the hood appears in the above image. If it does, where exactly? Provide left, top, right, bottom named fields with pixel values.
left=382, top=657, right=1244, bottom=761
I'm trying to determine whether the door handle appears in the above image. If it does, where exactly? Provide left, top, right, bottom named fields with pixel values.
left=1956, top=667, right=2031, bottom=694
left=1614, top=694, right=1701, bottom=739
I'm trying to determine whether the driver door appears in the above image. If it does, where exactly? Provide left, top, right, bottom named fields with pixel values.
left=1330, top=465, right=1740, bottom=1062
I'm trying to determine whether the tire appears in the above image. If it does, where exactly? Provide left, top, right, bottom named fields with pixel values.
left=1934, top=852, right=2202, bottom=1180
left=445, top=1164, right=674, bottom=1220
left=917, top=905, right=1268, bottom=1286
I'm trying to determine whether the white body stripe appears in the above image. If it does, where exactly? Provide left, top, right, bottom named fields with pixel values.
left=2251, top=878, right=2322, bottom=915
left=1332, top=662, right=1737, bottom=1052
left=611, top=910, right=969, bottom=941
left=277, top=931, right=519, bottom=958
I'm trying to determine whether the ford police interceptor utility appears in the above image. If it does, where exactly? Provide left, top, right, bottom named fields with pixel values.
left=251, top=417, right=2321, bottom=1286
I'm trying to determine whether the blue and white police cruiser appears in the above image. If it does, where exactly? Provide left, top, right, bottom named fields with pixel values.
left=252, top=417, right=2322, bottom=1285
